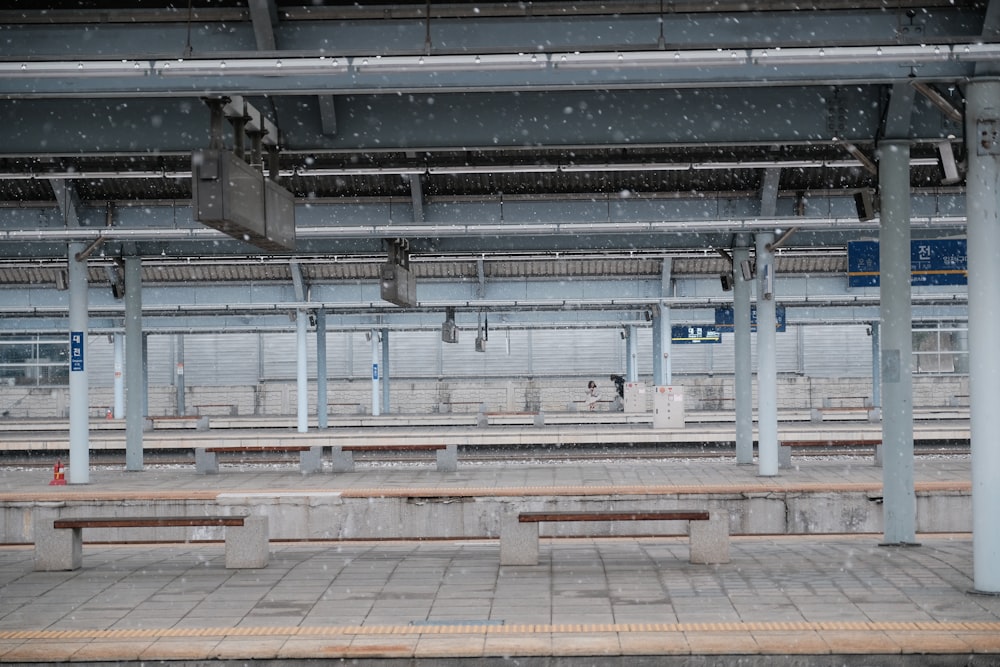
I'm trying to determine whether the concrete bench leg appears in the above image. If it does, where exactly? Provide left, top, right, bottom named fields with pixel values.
left=33, top=510, right=81, bottom=571
left=689, top=510, right=730, bottom=564
left=299, top=446, right=323, bottom=474
left=225, top=515, right=269, bottom=569
left=331, top=447, right=355, bottom=473
left=436, top=444, right=458, bottom=472
left=500, top=514, right=539, bottom=565
left=195, top=448, right=219, bottom=474
left=778, top=445, right=792, bottom=469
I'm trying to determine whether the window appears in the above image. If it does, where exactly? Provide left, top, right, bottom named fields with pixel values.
left=0, top=336, right=70, bottom=386
left=912, top=324, right=965, bottom=374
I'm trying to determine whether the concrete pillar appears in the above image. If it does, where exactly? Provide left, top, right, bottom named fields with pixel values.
left=733, top=240, right=754, bottom=465
left=124, top=255, right=143, bottom=472
left=67, top=243, right=89, bottom=484
left=381, top=327, right=390, bottom=414
left=316, top=309, right=327, bottom=430
left=625, top=325, right=638, bottom=382
left=755, top=233, right=778, bottom=477
left=371, top=330, right=381, bottom=416
left=296, top=310, right=308, bottom=433
left=878, top=139, right=916, bottom=545
left=112, top=333, right=124, bottom=419
left=652, top=304, right=670, bottom=386
left=965, top=79, right=1000, bottom=592
left=870, top=322, right=881, bottom=408
left=174, top=334, right=185, bottom=416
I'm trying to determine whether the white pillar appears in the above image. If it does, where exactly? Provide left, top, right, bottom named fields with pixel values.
left=878, top=139, right=916, bottom=545
left=652, top=304, right=671, bottom=386
left=67, top=243, right=89, bottom=484
left=371, top=330, right=381, bottom=416
left=626, top=325, right=639, bottom=382
left=381, top=327, right=390, bottom=414
left=174, top=334, right=185, bottom=416
left=296, top=310, right=308, bottom=433
left=112, top=333, right=124, bottom=419
left=733, top=241, right=754, bottom=465
left=965, top=79, right=1000, bottom=592
left=123, top=255, right=143, bottom=472
left=316, top=309, right=327, bottom=430
left=755, top=233, right=778, bottom=477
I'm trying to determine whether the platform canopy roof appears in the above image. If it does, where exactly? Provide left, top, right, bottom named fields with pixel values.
left=0, top=0, right=993, bottom=313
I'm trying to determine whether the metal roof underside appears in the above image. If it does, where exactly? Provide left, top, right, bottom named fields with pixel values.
left=0, top=0, right=990, bottom=298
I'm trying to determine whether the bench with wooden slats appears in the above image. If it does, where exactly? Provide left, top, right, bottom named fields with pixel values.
left=34, top=513, right=269, bottom=571
left=501, top=508, right=728, bottom=566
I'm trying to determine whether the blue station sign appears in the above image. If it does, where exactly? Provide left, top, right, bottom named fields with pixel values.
left=672, top=325, right=722, bottom=344
left=715, top=305, right=786, bottom=332
left=847, top=239, right=967, bottom=287
left=70, top=331, right=84, bottom=372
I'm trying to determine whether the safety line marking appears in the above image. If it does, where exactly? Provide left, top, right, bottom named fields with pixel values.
left=2, top=621, right=1000, bottom=641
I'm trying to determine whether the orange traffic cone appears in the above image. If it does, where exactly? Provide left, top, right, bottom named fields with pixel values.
left=49, top=458, right=66, bottom=486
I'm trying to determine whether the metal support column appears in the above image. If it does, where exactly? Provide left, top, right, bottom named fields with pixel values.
left=755, top=233, right=778, bottom=477
left=371, top=330, right=381, bottom=416
left=870, top=322, right=881, bottom=409
left=67, top=243, right=89, bottom=484
left=652, top=304, right=670, bottom=387
left=878, top=139, right=916, bottom=545
left=381, top=327, right=390, bottom=414
left=296, top=310, right=308, bottom=433
left=316, top=309, right=327, bottom=430
left=112, top=333, right=124, bottom=419
left=733, top=239, right=754, bottom=465
left=965, top=78, right=1000, bottom=592
left=625, top=325, right=638, bottom=382
left=175, top=334, right=185, bottom=416
left=124, top=255, right=143, bottom=472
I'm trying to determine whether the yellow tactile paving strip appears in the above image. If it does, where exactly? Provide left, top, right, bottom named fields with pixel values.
left=2, top=622, right=999, bottom=661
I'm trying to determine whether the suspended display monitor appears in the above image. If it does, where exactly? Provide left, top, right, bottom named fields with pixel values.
left=191, top=149, right=296, bottom=252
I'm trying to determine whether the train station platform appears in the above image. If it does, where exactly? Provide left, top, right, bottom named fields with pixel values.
left=0, top=423, right=995, bottom=665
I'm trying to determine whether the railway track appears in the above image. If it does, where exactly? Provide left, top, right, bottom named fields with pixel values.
left=0, top=441, right=970, bottom=468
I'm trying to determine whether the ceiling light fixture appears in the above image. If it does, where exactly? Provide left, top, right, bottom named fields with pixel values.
left=750, top=44, right=952, bottom=65
left=553, top=49, right=748, bottom=69
left=0, top=60, right=151, bottom=78
left=354, top=54, right=546, bottom=73
left=155, top=56, right=348, bottom=76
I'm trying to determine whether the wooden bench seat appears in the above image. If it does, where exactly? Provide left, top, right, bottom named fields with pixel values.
left=34, top=513, right=269, bottom=571
left=500, top=509, right=729, bottom=566
left=332, top=443, right=457, bottom=473
left=195, top=445, right=323, bottom=474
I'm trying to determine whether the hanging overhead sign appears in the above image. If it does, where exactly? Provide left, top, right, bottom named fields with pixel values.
left=715, top=305, right=786, bottom=332
left=847, top=239, right=967, bottom=287
left=671, top=325, right=722, bottom=344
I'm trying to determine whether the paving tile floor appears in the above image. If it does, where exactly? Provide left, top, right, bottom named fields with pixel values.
left=1, top=533, right=999, bottom=663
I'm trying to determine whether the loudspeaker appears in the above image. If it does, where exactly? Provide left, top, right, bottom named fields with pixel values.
left=855, top=190, right=876, bottom=221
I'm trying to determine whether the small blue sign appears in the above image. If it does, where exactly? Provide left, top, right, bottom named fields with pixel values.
left=848, top=239, right=967, bottom=287
left=671, top=325, right=721, bottom=344
left=715, top=305, right=786, bottom=332
left=70, top=331, right=84, bottom=372
left=372, top=363, right=379, bottom=380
